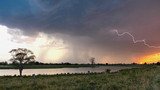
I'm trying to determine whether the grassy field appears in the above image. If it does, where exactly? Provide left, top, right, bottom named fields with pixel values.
left=0, top=65, right=159, bottom=90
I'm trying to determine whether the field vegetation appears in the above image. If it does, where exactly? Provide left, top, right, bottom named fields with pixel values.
left=0, top=65, right=159, bottom=90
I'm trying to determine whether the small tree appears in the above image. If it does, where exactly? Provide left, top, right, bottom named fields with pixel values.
left=9, top=48, right=35, bottom=76
left=157, top=62, right=160, bottom=65
left=90, top=57, right=95, bottom=65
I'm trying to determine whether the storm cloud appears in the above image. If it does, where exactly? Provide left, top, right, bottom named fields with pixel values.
left=0, top=0, right=160, bottom=63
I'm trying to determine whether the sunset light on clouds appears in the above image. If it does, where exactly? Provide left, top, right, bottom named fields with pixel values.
left=138, top=53, right=160, bottom=64
left=0, top=0, right=160, bottom=64
left=1, top=1, right=160, bottom=89
left=0, top=25, right=68, bottom=63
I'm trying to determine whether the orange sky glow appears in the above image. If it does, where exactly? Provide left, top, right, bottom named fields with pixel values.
left=138, top=53, right=160, bottom=64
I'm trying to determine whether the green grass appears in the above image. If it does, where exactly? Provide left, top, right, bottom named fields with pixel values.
left=0, top=65, right=159, bottom=90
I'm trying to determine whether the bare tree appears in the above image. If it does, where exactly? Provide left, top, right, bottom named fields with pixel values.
left=9, top=48, right=35, bottom=76
left=90, top=57, right=95, bottom=65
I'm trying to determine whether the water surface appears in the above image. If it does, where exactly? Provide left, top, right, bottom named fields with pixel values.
left=0, top=66, right=134, bottom=76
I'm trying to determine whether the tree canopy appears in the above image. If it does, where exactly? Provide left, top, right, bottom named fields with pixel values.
left=9, top=48, right=35, bottom=76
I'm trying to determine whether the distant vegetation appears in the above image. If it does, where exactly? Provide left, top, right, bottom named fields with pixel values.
left=0, top=61, right=160, bottom=69
left=0, top=65, right=159, bottom=90
left=0, top=62, right=108, bottom=69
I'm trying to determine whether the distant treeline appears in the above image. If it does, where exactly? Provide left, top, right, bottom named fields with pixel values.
left=0, top=61, right=160, bottom=65
left=0, top=61, right=105, bottom=65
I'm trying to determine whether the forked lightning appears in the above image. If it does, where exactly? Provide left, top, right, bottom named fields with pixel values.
left=113, top=29, right=160, bottom=48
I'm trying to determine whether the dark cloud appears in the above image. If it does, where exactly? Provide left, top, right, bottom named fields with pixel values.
left=0, top=0, right=129, bottom=35
left=1, top=0, right=160, bottom=63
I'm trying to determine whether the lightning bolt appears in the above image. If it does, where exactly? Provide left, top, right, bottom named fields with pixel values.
left=113, top=29, right=160, bottom=48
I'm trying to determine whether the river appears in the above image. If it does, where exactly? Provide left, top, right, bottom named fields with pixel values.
left=0, top=66, right=134, bottom=76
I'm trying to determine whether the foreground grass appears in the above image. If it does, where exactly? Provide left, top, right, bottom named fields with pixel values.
left=0, top=66, right=160, bottom=90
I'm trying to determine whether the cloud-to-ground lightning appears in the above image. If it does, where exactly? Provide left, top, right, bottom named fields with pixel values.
left=113, top=29, right=160, bottom=48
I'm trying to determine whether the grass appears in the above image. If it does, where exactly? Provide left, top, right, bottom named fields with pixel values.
left=0, top=65, right=159, bottom=90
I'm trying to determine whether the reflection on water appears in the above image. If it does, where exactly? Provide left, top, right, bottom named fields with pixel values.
left=0, top=66, right=134, bottom=76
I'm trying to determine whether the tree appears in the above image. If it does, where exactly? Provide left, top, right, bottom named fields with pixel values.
left=156, top=62, right=160, bottom=65
left=90, top=57, right=95, bottom=65
left=0, top=61, right=8, bottom=65
left=9, top=48, right=35, bottom=76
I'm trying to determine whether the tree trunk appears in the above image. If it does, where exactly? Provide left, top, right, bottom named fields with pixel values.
left=19, top=68, right=23, bottom=76
left=19, top=61, right=23, bottom=76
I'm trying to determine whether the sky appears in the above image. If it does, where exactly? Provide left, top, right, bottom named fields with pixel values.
left=0, top=0, right=160, bottom=64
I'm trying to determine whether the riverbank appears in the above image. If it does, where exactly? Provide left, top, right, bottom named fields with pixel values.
left=0, top=65, right=159, bottom=90
left=0, top=64, right=141, bottom=69
left=0, top=65, right=137, bottom=76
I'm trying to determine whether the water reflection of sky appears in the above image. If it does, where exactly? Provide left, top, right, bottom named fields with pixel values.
left=0, top=66, right=134, bottom=76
